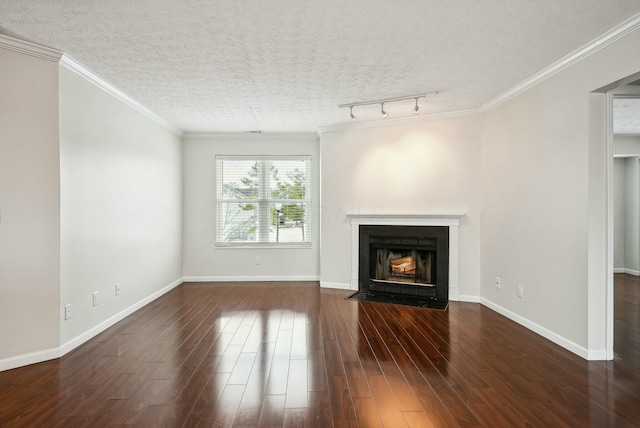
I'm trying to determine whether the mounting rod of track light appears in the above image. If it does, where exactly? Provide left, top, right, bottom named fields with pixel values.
left=338, top=91, right=437, bottom=121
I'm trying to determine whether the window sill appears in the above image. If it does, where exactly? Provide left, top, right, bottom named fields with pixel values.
left=215, top=243, right=313, bottom=250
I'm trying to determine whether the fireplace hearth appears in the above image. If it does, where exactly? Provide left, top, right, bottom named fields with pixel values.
left=348, top=225, right=449, bottom=309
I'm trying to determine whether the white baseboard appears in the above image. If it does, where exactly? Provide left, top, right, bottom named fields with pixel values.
left=586, top=348, right=608, bottom=360
left=320, top=281, right=354, bottom=290
left=456, top=294, right=481, bottom=303
left=0, top=346, right=61, bottom=373
left=0, top=277, right=184, bottom=373
left=480, top=297, right=594, bottom=360
left=183, top=275, right=320, bottom=282
left=614, top=268, right=640, bottom=276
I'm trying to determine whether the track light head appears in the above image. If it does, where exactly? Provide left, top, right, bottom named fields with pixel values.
left=413, top=98, right=420, bottom=114
left=381, top=103, right=388, bottom=118
left=349, top=106, right=356, bottom=121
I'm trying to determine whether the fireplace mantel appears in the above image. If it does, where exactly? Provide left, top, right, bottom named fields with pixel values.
left=347, top=213, right=464, bottom=300
left=347, top=213, right=464, bottom=225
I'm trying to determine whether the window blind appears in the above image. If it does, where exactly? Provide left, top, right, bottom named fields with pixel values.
left=216, top=156, right=311, bottom=246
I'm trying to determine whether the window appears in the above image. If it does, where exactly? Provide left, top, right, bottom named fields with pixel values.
left=216, top=156, right=311, bottom=247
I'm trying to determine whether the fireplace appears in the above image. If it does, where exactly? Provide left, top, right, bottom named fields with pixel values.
left=355, top=225, right=449, bottom=308
left=347, top=213, right=463, bottom=303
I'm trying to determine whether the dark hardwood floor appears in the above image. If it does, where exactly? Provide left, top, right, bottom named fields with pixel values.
left=1, top=275, right=639, bottom=427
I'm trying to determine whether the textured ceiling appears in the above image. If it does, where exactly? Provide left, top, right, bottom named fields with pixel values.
left=1, top=1, right=640, bottom=133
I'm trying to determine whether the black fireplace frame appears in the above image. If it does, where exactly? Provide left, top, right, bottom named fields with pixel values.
left=358, top=225, right=449, bottom=303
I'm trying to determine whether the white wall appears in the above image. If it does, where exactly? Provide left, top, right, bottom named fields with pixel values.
left=613, top=158, right=627, bottom=269
left=481, top=25, right=640, bottom=357
left=0, top=47, right=61, bottom=360
left=59, top=65, right=183, bottom=345
left=182, top=134, right=320, bottom=280
left=319, top=117, right=482, bottom=298
left=481, top=88, right=590, bottom=350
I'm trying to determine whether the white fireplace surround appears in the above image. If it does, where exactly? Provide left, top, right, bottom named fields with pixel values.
left=347, top=214, right=464, bottom=301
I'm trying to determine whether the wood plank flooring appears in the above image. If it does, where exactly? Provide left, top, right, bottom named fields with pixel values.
left=0, top=275, right=639, bottom=427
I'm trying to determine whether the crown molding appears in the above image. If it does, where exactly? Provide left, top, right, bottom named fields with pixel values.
left=480, top=12, right=640, bottom=112
left=182, top=131, right=319, bottom=140
left=318, top=108, right=480, bottom=134
left=60, top=55, right=183, bottom=136
left=0, top=33, right=62, bottom=62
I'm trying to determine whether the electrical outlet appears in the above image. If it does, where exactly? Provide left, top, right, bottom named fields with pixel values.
left=64, top=304, right=72, bottom=320
left=256, top=255, right=262, bottom=265
left=115, top=283, right=121, bottom=296
left=517, top=284, right=524, bottom=298
left=495, top=276, right=501, bottom=289
left=93, top=291, right=99, bottom=306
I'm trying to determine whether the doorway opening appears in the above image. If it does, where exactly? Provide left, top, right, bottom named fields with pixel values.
left=611, top=80, right=640, bottom=359
left=598, top=71, right=640, bottom=360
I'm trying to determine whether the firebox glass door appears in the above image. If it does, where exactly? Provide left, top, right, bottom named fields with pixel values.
left=371, top=248, right=436, bottom=286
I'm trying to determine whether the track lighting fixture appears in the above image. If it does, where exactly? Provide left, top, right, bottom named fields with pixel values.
left=338, top=91, right=437, bottom=122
